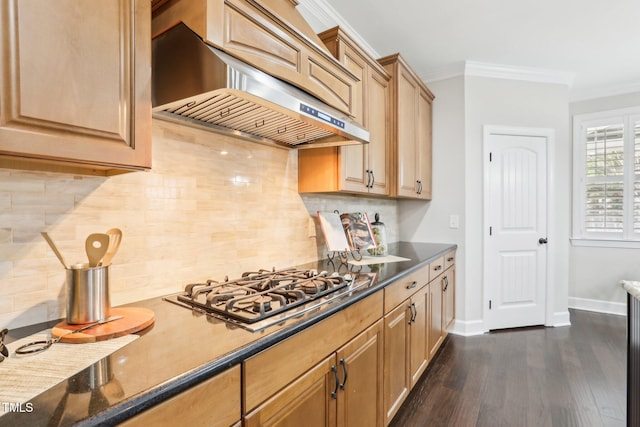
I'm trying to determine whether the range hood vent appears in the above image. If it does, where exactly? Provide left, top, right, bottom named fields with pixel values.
left=152, top=23, right=369, bottom=148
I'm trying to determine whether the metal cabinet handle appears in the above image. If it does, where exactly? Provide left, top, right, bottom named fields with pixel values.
left=370, top=170, right=375, bottom=188
left=434, top=265, right=442, bottom=271
left=406, top=281, right=418, bottom=290
left=407, top=303, right=417, bottom=324
left=339, top=358, right=348, bottom=390
left=539, top=237, right=548, bottom=245
left=442, top=276, right=449, bottom=292
left=365, top=170, right=371, bottom=188
left=447, top=257, right=454, bottom=262
left=331, top=365, right=339, bottom=399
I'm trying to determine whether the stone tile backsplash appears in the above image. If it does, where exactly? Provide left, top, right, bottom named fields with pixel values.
left=0, top=120, right=398, bottom=329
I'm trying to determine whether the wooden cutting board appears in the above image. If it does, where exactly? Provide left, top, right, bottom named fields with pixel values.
left=52, top=307, right=154, bottom=343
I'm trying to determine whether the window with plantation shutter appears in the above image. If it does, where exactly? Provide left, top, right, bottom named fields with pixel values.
left=573, top=107, right=640, bottom=246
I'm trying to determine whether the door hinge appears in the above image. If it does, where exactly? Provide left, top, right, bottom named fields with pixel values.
left=489, top=152, right=493, bottom=162
left=489, top=226, right=493, bottom=236
left=489, top=300, right=492, bottom=310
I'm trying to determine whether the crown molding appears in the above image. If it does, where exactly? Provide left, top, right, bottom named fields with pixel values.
left=297, top=0, right=381, bottom=58
left=464, top=61, right=575, bottom=86
left=569, top=81, right=640, bottom=102
left=422, top=62, right=466, bottom=83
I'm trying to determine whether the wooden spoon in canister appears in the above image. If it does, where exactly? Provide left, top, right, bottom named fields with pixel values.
left=100, top=228, right=122, bottom=266
left=85, top=233, right=110, bottom=267
left=41, top=232, right=69, bottom=269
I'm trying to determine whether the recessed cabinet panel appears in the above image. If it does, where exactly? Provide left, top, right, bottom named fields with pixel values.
left=367, top=71, right=391, bottom=195
left=224, top=5, right=300, bottom=71
left=14, top=1, right=124, bottom=136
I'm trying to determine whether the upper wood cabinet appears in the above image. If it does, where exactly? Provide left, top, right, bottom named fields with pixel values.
left=298, top=26, right=391, bottom=196
left=379, top=53, right=434, bottom=200
left=0, top=0, right=152, bottom=175
left=152, top=0, right=357, bottom=115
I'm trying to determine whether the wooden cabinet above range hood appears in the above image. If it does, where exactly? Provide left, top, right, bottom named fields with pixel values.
left=152, top=0, right=359, bottom=119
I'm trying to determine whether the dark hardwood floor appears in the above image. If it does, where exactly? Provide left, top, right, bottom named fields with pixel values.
left=389, top=309, right=626, bottom=427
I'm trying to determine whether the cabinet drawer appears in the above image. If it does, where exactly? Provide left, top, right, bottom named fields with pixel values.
left=383, top=264, right=429, bottom=314
left=118, top=365, right=241, bottom=427
left=428, top=257, right=445, bottom=282
left=444, top=251, right=456, bottom=270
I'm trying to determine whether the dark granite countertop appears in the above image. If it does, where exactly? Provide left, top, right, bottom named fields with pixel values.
left=0, top=242, right=456, bottom=426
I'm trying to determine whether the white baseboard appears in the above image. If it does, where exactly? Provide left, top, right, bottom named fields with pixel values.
left=449, top=319, right=486, bottom=336
left=549, top=310, right=571, bottom=327
left=568, top=296, right=627, bottom=316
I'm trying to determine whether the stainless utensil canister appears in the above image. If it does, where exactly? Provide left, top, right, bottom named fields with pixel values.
left=66, top=265, right=111, bottom=324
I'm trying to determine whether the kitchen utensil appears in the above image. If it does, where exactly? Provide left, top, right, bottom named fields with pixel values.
left=14, top=315, right=123, bottom=355
left=368, top=213, right=389, bottom=256
left=85, top=233, right=110, bottom=267
left=66, top=264, right=111, bottom=324
left=0, top=328, right=8, bottom=362
left=41, top=232, right=69, bottom=269
left=100, top=228, right=122, bottom=266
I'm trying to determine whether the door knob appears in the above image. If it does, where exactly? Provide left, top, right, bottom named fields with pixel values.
left=538, top=237, right=548, bottom=244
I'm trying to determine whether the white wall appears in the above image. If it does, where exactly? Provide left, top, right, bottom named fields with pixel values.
left=465, top=76, right=571, bottom=330
left=568, top=92, right=640, bottom=314
left=399, top=76, right=466, bottom=325
left=401, top=74, right=572, bottom=334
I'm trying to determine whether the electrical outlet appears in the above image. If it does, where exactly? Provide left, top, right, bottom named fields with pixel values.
left=449, top=214, right=460, bottom=229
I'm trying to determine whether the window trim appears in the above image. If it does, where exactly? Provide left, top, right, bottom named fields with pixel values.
left=572, top=106, right=640, bottom=245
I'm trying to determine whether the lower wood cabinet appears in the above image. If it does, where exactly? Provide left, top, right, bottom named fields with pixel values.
left=382, top=252, right=456, bottom=425
left=245, top=320, right=384, bottom=427
left=118, top=365, right=241, bottom=427
left=428, top=279, right=444, bottom=361
left=443, top=266, right=456, bottom=334
left=382, top=303, right=410, bottom=425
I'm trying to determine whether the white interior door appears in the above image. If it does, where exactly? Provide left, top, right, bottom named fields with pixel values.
left=485, top=132, right=548, bottom=330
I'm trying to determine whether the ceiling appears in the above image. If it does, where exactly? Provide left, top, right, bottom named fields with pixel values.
left=299, top=0, right=640, bottom=101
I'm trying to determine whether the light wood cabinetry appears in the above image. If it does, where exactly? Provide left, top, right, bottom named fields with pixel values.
left=152, top=0, right=357, bottom=115
left=245, top=317, right=384, bottom=427
left=382, top=303, right=410, bottom=425
left=408, top=284, right=429, bottom=387
left=382, top=252, right=456, bottom=425
left=118, top=365, right=241, bottom=427
left=379, top=53, right=434, bottom=200
left=298, top=27, right=390, bottom=196
left=428, top=278, right=444, bottom=360
left=443, top=263, right=456, bottom=334
left=0, top=0, right=152, bottom=175
left=244, top=355, right=337, bottom=427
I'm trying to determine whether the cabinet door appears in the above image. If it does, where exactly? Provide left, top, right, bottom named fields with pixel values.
left=383, top=302, right=411, bottom=425
left=338, top=43, right=368, bottom=193
left=118, top=366, right=241, bottom=427
left=443, top=267, right=456, bottom=334
left=0, top=0, right=151, bottom=172
left=428, top=280, right=444, bottom=360
left=336, top=320, right=383, bottom=427
left=416, top=89, right=433, bottom=199
left=367, top=68, right=390, bottom=196
left=395, top=65, right=419, bottom=198
left=409, top=285, right=429, bottom=387
left=245, top=355, right=337, bottom=427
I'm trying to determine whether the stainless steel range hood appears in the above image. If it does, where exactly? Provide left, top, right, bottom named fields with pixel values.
left=152, top=23, right=369, bottom=148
